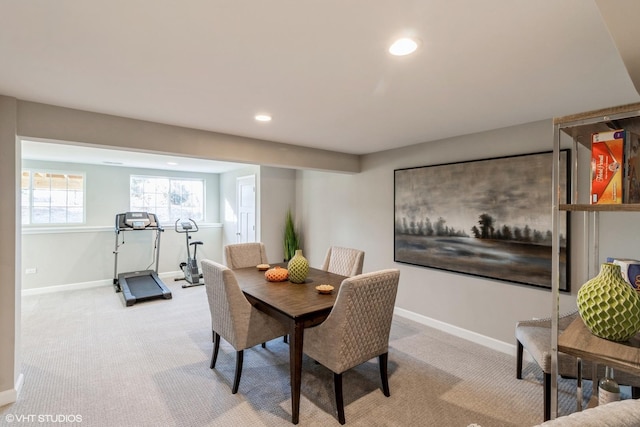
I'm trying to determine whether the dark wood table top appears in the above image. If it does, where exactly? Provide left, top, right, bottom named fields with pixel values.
left=558, top=317, right=640, bottom=375
left=233, top=264, right=348, bottom=319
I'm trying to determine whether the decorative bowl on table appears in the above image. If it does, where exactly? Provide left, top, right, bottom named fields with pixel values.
left=257, top=264, right=270, bottom=271
left=265, top=266, right=288, bottom=282
left=315, top=284, right=334, bottom=294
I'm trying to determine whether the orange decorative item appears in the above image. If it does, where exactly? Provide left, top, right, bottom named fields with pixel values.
left=265, top=266, right=289, bottom=282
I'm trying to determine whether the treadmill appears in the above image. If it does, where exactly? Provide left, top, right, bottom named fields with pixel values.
left=113, top=212, right=172, bottom=306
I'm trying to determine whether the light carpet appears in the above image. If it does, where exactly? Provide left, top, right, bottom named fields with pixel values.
left=0, top=282, right=612, bottom=426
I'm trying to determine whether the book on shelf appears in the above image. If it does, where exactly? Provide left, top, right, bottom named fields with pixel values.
left=624, top=131, right=640, bottom=203
left=606, top=257, right=640, bottom=289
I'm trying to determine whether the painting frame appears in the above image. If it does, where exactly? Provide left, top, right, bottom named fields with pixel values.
left=394, top=150, right=570, bottom=292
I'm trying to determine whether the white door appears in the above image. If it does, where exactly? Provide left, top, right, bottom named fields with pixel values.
left=236, top=175, right=256, bottom=243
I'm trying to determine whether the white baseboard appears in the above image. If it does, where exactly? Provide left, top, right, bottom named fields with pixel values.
left=21, top=271, right=182, bottom=296
left=22, top=279, right=110, bottom=296
left=394, top=307, right=517, bottom=357
left=0, top=373, right=22, bottom=406
left=0, top=389, right=16, bottom=407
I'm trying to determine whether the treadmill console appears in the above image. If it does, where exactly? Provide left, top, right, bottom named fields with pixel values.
left=128, top=212, right=150, bottom=229
left=116, top=212, right=159, bottom=231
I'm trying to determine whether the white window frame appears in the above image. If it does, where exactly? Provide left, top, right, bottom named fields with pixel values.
left=21, top=169, right=86, bottom=225
left=129, top=175, right=205, bottom=224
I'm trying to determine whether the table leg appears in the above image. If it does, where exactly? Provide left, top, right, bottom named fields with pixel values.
left=576, top=357, right=583, bottom=412
left=592, top=363, right=598, bottom=406
left=288, top=319, right=304, bottom=425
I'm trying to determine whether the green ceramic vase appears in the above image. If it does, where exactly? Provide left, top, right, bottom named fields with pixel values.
left=287, top=249, right=309, bottom=284
left=577, top=262, right=640, bottom=342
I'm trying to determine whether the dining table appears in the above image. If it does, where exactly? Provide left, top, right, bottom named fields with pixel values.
left=233, top=263, right=348, bottom=425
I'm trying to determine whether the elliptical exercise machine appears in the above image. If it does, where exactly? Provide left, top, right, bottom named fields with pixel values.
left=174, top=218, right=204, bottom=288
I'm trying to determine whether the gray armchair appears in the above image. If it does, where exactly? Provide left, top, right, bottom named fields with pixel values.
left=202, top=259, right=288, bottom=394
left=303, top=269, right=400, bottom=424
left=321, top=246, right=365, bottom=277
left=516, top=310, right=640, bottom=422
left=224, top=242, right=268, bottom=269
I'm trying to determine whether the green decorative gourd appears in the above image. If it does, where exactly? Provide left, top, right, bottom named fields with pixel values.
left=287, top=249, right=309, bottom=284
left=577, top=263, right=640, bottom=342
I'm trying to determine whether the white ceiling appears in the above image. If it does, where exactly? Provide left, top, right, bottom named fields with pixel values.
left=3, top=1, right=640, bottom=172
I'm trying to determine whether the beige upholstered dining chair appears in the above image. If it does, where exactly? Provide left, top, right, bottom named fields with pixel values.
left=321, top=246, right=365, bottom=277
left=303, top=269, right=400, bottom=424
left=516, top=310, right=640, bottom=422
left=202, top=259, right=288, bottom=394
left=224, top=242, right=269, bottom=269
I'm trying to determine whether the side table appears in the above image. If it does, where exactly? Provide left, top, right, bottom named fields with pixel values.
left=558, top=317, right=640, bottom=409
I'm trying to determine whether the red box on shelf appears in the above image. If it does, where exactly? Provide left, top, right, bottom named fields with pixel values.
left=591, top=129, right=624, bottom=204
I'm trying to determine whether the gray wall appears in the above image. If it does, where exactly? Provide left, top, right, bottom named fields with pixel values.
left=219, top=165, right=297, bottom=264
left=297, top=119, right=640, bottom=346
left=0, top=96, right=19, bottom=406
left=259, top=166, right=297, bottom=263
left=20, top=159, right=224, bottom=290
left=20, top=158, right=299, bottom=292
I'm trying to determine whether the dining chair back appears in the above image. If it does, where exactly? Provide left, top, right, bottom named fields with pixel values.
left=321, top=246, right=365, bottom=277
left=224, top=242, right=268, bottom=269
left=303, top=268, right=400, bottom=424
left=202, top=259, right=287, bottom=394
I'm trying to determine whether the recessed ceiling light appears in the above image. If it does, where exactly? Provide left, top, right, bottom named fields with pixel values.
left=389, top=37, right=420, bottom=56
left=255, top=114, right=272, bottom=122
left=167, top=162, right=178, bottom=166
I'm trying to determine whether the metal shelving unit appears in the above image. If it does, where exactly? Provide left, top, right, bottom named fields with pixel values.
left=550, top=102, right=640, bottom=418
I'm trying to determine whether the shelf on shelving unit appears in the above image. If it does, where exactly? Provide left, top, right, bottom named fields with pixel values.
left=560, top=204, right=640, bottom=212
left=554, top=103, right=640, bottom=148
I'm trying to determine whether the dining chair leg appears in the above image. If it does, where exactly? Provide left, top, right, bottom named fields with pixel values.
left=333, top=372, right=346, bottom=425
left=516, top=340, right=523, bottom=379
left=379, top=352, right=390, bottom=396
left=210, top=332, right=221, bottom=369
left=543, top=372, right=551, bottom=421
left=232, top=350, right=244, bottom=394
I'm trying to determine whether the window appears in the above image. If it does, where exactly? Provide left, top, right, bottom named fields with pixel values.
left=21, top=170, right=85, bottom=225
left=130, top=175, right=204, bottom=224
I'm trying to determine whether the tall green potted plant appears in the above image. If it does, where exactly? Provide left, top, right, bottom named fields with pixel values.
left=283, top=209, right=300, bottom=262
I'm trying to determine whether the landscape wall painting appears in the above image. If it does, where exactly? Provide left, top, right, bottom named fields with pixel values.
left=394, top=150, right=569, bottom=291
